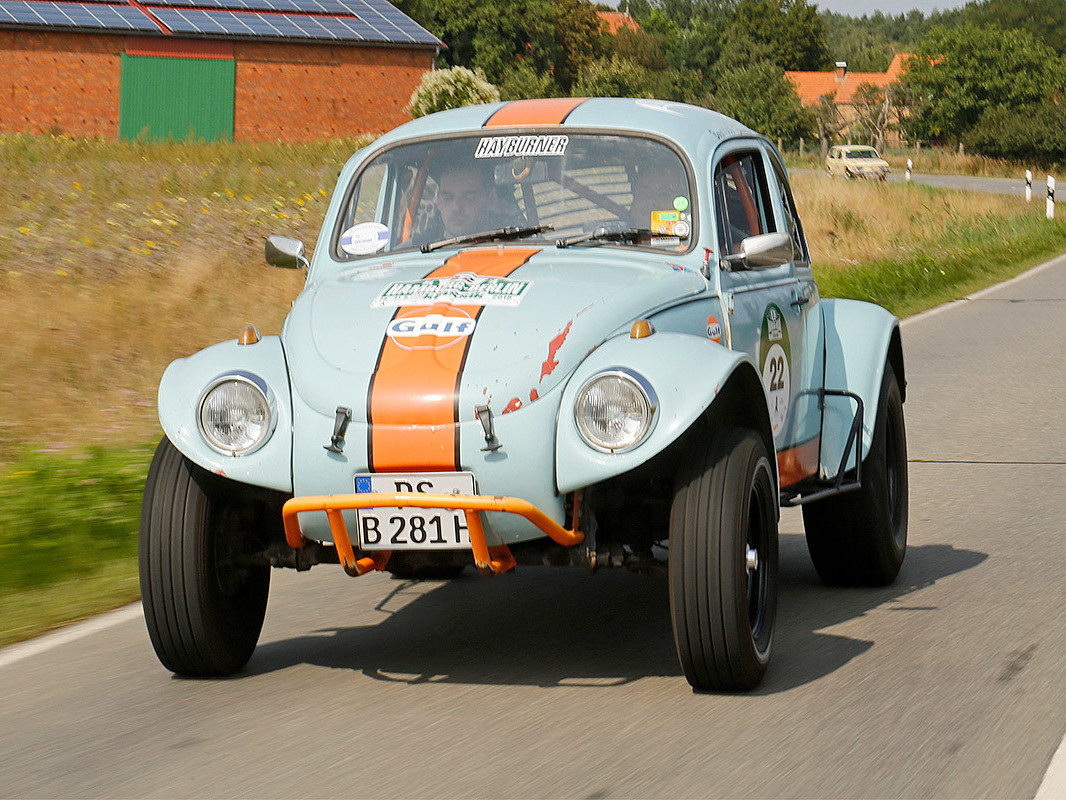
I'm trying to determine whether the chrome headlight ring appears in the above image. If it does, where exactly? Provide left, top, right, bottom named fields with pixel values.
left=574, top=367, right=658, bottom=454
left=196, top=371, right=277, bottom=457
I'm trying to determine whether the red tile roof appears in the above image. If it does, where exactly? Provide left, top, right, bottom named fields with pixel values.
left=787, top=53, right=909, bottom=106
left=597, top=10, right=640, bottom=35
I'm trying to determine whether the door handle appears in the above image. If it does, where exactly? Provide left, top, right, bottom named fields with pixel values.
left=790, top=294, right=810, bottom=309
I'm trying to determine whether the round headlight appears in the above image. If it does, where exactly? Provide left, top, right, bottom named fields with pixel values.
left=197, top=373, right=274, bottom=456
left=574, top=369, right=657, bottom=453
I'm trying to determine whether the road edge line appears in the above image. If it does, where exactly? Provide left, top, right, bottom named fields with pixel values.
left=0, top=602, right=143, bottom=669
left=902, top=250, right=1066, bottom=328
left=1036, top=732, right=1066, bottom=799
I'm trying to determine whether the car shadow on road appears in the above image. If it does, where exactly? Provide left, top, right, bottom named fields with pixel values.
left=246, top=537, right=986, bottom=693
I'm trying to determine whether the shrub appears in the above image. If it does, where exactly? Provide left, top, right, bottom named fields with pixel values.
left=572, top=57, right=658, bottom=99
left=964, top=102, right=1066, bottom=167
left=409, top=66, right=501, bottom=118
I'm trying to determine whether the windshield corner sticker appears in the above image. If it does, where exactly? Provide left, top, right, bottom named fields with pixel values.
left=372, top=272, right=531, bottom=308
left=386, top=307, right=476, bottom=351
left=759, top=303, right=790, bottom=437
left=474, top=135, right=569, bottom=159
left=673, top=195, right=689, bottom=212
left=340, top=222, right=389, bottom=255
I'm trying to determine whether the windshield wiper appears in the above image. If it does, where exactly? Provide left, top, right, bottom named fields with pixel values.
left=420, top=224, right=554, bottom=253
left=555, top=226, right=654, bottom=248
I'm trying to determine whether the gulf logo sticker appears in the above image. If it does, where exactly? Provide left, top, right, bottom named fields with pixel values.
left=385, top=307, right=476, bottom=351
left=706, top=314, right=722, bottom=343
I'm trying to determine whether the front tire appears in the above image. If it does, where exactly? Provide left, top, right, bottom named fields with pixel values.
left=669, top=427, right=778, bottom=691
left=139, top=438, right=270, bottom=676
left=802, top=363, right=908, bottom=585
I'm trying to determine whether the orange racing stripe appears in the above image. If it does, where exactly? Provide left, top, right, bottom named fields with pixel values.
left=368, top=248, right=540, bottom=472
left=484, top=98, right=588, bottom=127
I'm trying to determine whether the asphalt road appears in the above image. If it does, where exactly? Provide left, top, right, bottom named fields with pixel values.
left=804, top=167, right=1044, bottom=197
left=887, top=170, right=1043, bottom=196
left=2, top=257, right=1065, bottom=799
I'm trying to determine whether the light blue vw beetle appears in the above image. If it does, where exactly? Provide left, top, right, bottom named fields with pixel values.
left=140, top=98, right=907, bottom=692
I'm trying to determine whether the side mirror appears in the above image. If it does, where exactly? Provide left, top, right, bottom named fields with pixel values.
left=724, top=231, right=794, bottom=270
left=265, top=235, right=309, bottom=270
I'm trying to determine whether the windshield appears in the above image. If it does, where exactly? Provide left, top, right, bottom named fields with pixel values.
left=332, top=133, right=695, bottom=258
left=846, top=148, right=880, bottom=159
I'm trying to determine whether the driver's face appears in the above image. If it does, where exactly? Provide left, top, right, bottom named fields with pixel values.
left=436, top=169, right=490, bottom=236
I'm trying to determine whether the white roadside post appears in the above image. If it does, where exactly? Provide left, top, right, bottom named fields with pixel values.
left=1047, top=176, right=1055, bottom=220
left=1026, top=169, right=1033, bottom=202
left=906, top=158, right=912, bottom=182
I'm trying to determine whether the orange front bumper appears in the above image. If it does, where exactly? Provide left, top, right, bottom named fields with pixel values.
left=282, top=492, right=583, bottom=576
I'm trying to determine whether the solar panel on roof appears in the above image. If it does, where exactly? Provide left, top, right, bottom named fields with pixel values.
left=0, top=0, right=158, bottom=30
left=145, top=0, right=355, bottom=14
left=150, top=6, right=432, bottom=42
left=143, top=0, right=437, bottom=42
left=0, top=0, right=440, bottom=44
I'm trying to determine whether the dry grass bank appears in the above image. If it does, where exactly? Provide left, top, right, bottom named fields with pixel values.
left=792, top=172, right=1034, bottom=267
left=0, top=135, right=365, bottom=460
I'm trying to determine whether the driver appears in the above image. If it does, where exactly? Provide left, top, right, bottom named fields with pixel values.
left=435, top=163, right=496, bottom=237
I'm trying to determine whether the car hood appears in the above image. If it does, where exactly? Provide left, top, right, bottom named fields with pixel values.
left=846, top=158, right=889, bottom=168
left=285, top=246, right=706, bottom=420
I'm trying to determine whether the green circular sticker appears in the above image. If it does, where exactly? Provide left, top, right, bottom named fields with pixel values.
left=673, top=195, right=689, bottom=212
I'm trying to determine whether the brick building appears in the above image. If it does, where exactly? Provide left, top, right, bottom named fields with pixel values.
left=0, top=0, right=442, bottom=141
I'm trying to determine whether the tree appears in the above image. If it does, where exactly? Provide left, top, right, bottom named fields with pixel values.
left=393, top=0, right=608, bottom=95
left=707, top=60, right=814, bottom=140
left=960, top=0, right=1066, bottom=56
left=850, top=82, right=897, bottom=150
left=725, top=0, right=830, bottom=70
left=899, top=23, right=1065, bottom=143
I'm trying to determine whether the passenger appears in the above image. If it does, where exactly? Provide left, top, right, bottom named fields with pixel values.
left=629, top=163, right=689, bottom=234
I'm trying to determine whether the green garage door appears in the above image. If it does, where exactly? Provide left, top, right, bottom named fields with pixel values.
left=119, top=55, right=235, bottom=142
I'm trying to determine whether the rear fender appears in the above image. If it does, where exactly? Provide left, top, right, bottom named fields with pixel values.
left=556, top=332, right=773, bottom=493
left=158, top=336, right=293, bottom=493
left=820, top=298, right=903, bottom=478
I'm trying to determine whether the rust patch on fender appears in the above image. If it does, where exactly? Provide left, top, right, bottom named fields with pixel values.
left=540, top=320, right=573, bottom=381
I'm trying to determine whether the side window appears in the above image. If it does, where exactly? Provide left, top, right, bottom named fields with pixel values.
left=770, top=158, right=809, bottom=265
left=714, top=152, right=775, bottom=256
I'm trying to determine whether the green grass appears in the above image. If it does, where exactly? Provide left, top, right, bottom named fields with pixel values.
left=0, top=445, right=154, bottom=646
left=815, top=211, right=1066, bottom=317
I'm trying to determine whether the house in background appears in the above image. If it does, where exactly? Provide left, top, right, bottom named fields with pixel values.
left=786, top=54, right=909, bottom=149
left=596, top=10, right=639, bottom=35
left=0, top=0, right=443, bottom=141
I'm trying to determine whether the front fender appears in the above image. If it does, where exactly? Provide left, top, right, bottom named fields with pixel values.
left=158, top=336, right=293, bottom=493
left=820, top=298, right=902, bottom=477
left=556, top=332, right=752, bottom=493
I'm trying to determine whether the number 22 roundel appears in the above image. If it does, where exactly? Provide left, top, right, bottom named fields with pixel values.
left=759, top=303, right=791, bottom=438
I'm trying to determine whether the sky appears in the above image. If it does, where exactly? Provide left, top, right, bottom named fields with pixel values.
left=813, top=0, right=969, bottom=13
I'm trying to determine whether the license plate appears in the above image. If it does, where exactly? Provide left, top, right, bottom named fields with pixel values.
left=354, top=472, right=475, bottom=550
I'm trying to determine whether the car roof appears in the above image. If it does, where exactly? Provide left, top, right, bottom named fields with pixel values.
left=369, top=97, right=762, bottom=155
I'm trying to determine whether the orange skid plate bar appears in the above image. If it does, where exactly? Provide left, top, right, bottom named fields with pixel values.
left=282, top=493, right=583, bottom=576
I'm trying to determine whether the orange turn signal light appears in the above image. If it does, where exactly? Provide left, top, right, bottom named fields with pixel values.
left=237, top=324, right=261, bottom=345
left=630, top=319, right=655, bottom=339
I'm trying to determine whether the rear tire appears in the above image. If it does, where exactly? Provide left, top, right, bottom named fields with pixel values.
left=139, top=438, right=270, bottom=676
left=669, top=427, right=778, bottom=691
left=802, top=363, right=908, bottom=585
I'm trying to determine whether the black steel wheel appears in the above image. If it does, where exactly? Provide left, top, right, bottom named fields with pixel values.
left=802, top=363, right=908, bottom=586
left=139, top=437, right=270, bottom=676
left=669, top=427, right=778, bottom=692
